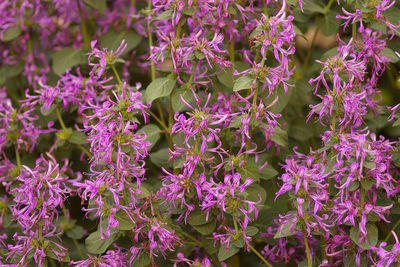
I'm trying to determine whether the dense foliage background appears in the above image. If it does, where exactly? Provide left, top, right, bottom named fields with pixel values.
left=1, top=0, right=400, bottom=266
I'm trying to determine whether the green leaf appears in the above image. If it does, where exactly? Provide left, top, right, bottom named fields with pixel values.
left=115, top=210, right=135, bottom=230
left=244, top=183, right=267, bottom=204
left=130, top=252, right=151, bottom=267
left=364, top=161, right=376, bottom=170
left=233, top=74, right=254, bottom=92
left=228, top=116, right=245, bottom=128
left=85, top=229, right=119, bottom=254
left=393, top=151, right=400, bottom=168
left=289, top=120, right=315, bottom=141
left=99, top=30, right=142, bottom=55
left=348, top=181, right=359, bottom=192
left=350, top=223, right=378, bottom=250
left=217, top=68, right=234, bottom=88
left=381, top=47, right=400, bottom=63
left=270, top=126, right=288, bottom=147
left=218, top=245, right=240, bottom=261
left=188, top=209, right=209, bottom=226
left=264, top=84, right=294, bottom=113
left=303, top=0, right=325, bottom=14
left=144, top=77, right=176, bottom=104
left=274, top=218, right=298, bottom=238
left=3, top=27, right=22, bottom=42
left=192, top=219, right=216, bottom=235
left=82, top=0, right=106, bottom=14
left=315, top=11, right=341, bottom=36
left=260, top=165, right=278, bottom=180
left=52, top=47, right=86, bottom=75
left=232, top=237, right=244, bottom=248
left=3, top=63, right=24, bottom=78
left=393, top=118, right=400, bottom=127
left=321, top=47, right=338, bottom=61
left=172, top=87, right=196, bottom=112
left=238, top=162, right=277, bottom=182
left=245, top=226, right=259, bottom=236
left=66, top=225, right=84, bottom=239
left=203, top=238, right=219, bottom=254
left=69, top=131, right=87, bottom=145
left=139, top=124, right=161, bottom=150
left=154, top=9, right=173, bottom=21
left=46, top=246, right=70, bottom=262
left=149, top=148, right=171, bottom=168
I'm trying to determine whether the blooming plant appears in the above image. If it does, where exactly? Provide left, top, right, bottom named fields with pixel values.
left=1, top=0, right=400, bottom=266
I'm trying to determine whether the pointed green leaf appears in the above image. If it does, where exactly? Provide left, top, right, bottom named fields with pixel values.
left=233, top=74, right=254, bottom=92
left=70, top=131, right=87, bottom=145
left=99, top=30, right=142, bottom=54
left=192, top=219, right=216, bottom=235
left=66, top=225, right=85, bottom=239
left=85, top=229, right=119, bottom=254
left=218, top=245, right=240, bottom=261
left=52, top=47, right=86, bottom=75
left=3, top=27, right=22, bottom=42
left=144, top=77, right=176, bottom=104
left=139, top=124, right=161, bottom=150
left=115, top=210, right=135, bottom=230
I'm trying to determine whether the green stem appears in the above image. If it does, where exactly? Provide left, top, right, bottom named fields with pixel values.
left=252, top=86, right=259, bottom=107
left=303, top=229, right=313, bottom=267
left=360, top=187, right=365, bottom=207
left=146, top=6, right=167, bottom=132
left=324, top=0, right=336, bottom=13
left=331, top=112, right=337, bottom=132
left=14, top=145, right=21, bottom=169
left=384, top=218, right=400, bottom=242
left=180, top=230, right=203, bottom=247
left=148, top=107, right=172, bottom=148
left=233, top=216, right=239, bottom=233
left=352, top=22, right=357, bottom=40
left=73, top=239, right=84, bottom=259
left=248, top=244, right=273, bottom=267
left=176, top=19, right=183, bottom=40
left=76, top=0, right=90, bottom=49
left=55, top=107, right=67, bottom=131
left=321, top=236, right=327, bottom=261
left=111, top=64, right=123, bottom=86
left=187, top=61, right=199, bottom=87
left=155, top=100, right=166, bottom=128
left=147, top=110, right=170, bottom=134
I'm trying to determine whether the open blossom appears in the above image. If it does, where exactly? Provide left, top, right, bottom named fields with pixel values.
left=88, top=40, right=127, bottom=79
left=370, top=231, right=400, bottom=267
left=202, top=172, right=260, bottom=228
left=71, top=247, right=127, bottom=267
left=173, top=252, right=212, bottom=267
left=337, top=0, right=400, bottom=38
left=10, top=153, right=73, bottom=231
left=0, top=87, right=45, bottom=153
left=77, top=82, right=150, bottom=238
left=24, top=68, right=113, bottom=113
left=308, top=34, right=387, bottom=130
left=7, top=229, right=68, bottom=267
left=7, top=153, right=73, bottom=266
